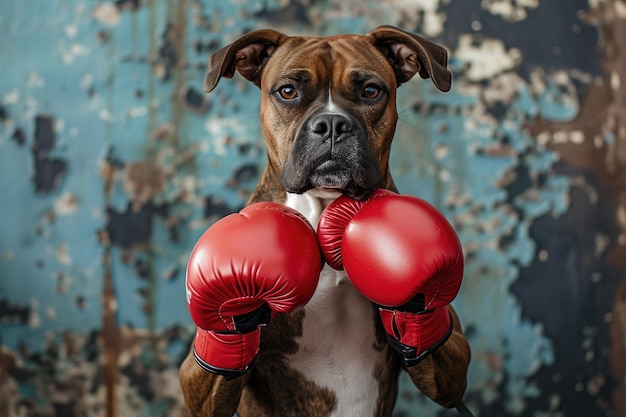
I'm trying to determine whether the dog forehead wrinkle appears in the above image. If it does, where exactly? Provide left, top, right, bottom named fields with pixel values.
left=301, top=40, right=336, bottom=76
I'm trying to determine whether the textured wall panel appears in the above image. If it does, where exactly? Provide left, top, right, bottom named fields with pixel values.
left=0, top=1, right=624, bottom=416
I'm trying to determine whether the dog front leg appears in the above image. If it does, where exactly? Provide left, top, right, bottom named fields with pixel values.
left=405, top=306, right=470, bottom=408
left=179, top=348, right=248, bottom=417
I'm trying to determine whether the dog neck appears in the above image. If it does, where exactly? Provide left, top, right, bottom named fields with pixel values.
left=285, top=189, right=343, bottom=228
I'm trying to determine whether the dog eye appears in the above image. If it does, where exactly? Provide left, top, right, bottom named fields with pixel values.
left=278, top=85, right=298, bottom=100
left=362, top=85, right=381, bottom=99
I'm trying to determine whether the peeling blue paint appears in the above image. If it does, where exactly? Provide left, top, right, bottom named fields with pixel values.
left=1, top=1, right=624, bottom=416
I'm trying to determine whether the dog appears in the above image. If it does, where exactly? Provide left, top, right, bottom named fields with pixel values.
left=179, top=25, right=471, bottom=417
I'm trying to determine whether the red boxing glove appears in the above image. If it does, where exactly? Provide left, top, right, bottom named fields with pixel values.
left=186, top=202, right=322, bottom=379
left=318, top=189, right=464, bottom=365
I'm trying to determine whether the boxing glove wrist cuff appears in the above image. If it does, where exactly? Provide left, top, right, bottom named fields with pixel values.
left=193, top=347, right=254, bottom=381
left=193, top=328, right=260, bottom=380
left=380, top=307, right=453, bottom=366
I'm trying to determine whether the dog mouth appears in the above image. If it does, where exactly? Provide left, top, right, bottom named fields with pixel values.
left=309, top=160, right=351, bottom=187
left=281, top=159, right=382, bottom=201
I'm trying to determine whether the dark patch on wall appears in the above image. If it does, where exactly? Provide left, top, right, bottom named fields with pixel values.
left=193, top=38, right=220, bottom=55
left=33, top=115, right=55, bottom=152
left=0, top=299, right=31, bottom=325
left=103, top=202, right=170, bottom=250
left=53, top=402, right=79, bottom=417
left=411, top=101, right=451, bottom=116
left=443, top=0, right=602, bottom=78
left=254, top=0, right=311, bottom=25
left=133, top=256, right=151, bottom=279
left=120, top=361, right=156, bottom=401
left=465, top=369, right=510, bottom=417
left=484, top=101, right=509, bottom=121
left=227, top=163, right=259, bottom=188
left=104, top=146, right=125, bottom=169
left=0, top=348, right=32, bottom=383
left=510, top=160, right=621, bottom=417
left=96, top=29, right=110, bottom=44
left=494, top=151, right=542, bottom=253
left=502, top=155, right=533, bottom=203
left=157, top=23, right=179, bottom=81
left=32, top=115, right=67, bottom=193
left=204, top=195, right=238, bottom=219
left=0, top=105, right=24, bottom=146
left=184, top=87, right=209, bottom=113
left=84, top=331, right=101, bottom=363
left=12, top=128, right=26, bottom=146
left=116, top=0, right=140, bottom=10
left=75, top=295, right=87, bottom=310
left=237, top=142, right=254, bottom=156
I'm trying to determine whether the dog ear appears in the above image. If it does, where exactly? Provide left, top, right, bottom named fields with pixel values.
left=205, top=29, right=288, bottom=92
left=367, top=25, right=451, bottom=92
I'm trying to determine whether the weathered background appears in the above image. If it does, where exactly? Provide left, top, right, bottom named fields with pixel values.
left=1, top=0, right=625, bottom=416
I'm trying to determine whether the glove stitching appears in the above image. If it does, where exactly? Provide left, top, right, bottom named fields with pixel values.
left=425, top=287, right=439, bottom=310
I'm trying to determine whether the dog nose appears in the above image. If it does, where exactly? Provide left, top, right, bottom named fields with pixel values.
left=310, top=114, right=353, bottom=143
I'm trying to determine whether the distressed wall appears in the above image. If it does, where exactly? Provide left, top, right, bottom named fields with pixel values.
left=0, top=0, right=625, bottom=416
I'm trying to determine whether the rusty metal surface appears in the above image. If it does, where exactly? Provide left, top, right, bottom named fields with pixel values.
left=0, top=1, right=624, bottom=416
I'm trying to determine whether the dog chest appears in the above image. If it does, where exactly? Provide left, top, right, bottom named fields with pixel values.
left=286, top=265, right=386, bottom=417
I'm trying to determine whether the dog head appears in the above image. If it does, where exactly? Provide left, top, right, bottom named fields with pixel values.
left=205, top=26, right=451, bottom=201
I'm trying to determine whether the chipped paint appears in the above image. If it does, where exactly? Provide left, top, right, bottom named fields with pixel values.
left=482, top=0, right=540, bottom=22
left=0, top=0, right=624, bottom=416
left=454, top=35, right=522, bottom=81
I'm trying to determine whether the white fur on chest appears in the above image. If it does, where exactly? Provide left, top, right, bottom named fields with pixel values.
left=285, top=191, right=384, bottom=417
